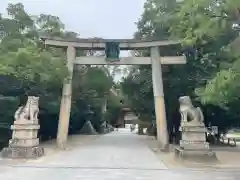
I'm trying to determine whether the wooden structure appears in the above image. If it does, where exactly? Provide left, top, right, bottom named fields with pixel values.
left=41, top=37, right=186, bottom=149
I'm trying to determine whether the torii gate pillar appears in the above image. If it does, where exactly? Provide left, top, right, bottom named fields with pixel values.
left=151, top=47, right=168, bottom=149
left=57, top=46, right=75, bottom=149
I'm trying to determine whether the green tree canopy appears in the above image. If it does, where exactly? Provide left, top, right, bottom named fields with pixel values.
left=121, top=0, right=240, bottom=139
left=0, top=3, right=121, bottom=145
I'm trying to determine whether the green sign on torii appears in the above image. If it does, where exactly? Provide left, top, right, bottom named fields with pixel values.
left=105, top=42, right=120, bottom=61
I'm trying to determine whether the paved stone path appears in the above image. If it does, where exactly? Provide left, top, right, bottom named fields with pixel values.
left=0, top=129, right=239, bottom=179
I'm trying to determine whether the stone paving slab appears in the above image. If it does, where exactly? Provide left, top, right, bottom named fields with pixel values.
left=0, top=130, right=239, bottom=179
left=0, top=166, right=238, bottom=180
left=16, top=131, right=167, bottom=169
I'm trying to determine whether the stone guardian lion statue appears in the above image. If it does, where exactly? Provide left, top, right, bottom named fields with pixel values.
left=14, top=96, right=39, bottom=122
left=179, top=96, right=204, bottom=124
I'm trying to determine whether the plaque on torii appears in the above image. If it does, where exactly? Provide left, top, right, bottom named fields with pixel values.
left=41, top=36, right=187, bottom=149
left=105, top=42, right=120, bottom=62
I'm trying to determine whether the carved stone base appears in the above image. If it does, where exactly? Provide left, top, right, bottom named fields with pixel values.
left=174, top=147, right=218, bottom=162
left=1, top=146, right=44, bottom=159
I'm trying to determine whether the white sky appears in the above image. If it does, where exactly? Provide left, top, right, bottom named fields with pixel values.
left=0, top=0, right=145, bottom=39
left=0, top=0, right=146, bottom=81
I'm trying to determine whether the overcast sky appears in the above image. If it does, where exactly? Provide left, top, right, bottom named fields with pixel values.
left=0, top=0, right=146, bottom=81
left=0, top=0, right=145, bottom=39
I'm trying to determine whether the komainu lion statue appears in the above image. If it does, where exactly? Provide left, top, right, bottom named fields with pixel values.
left=179, top=96, right=204, bottom=124
left=14, top=96, right=39, bottom=121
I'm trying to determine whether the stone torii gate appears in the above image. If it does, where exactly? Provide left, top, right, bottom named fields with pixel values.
left=41, top=37, right=186, bottom=149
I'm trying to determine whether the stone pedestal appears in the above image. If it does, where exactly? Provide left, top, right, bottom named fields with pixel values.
left=1, top=119, right=44, bottom=159
left=175, top=122, right=217, bottom=161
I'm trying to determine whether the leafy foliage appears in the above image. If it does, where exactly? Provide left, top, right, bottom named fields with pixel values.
left=121, top=0, right=240, bottom=142
left=0, top=3, right=121, bottom=145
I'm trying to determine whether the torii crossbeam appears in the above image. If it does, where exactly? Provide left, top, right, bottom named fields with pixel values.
left=41, top=36, right=186, bottom=149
